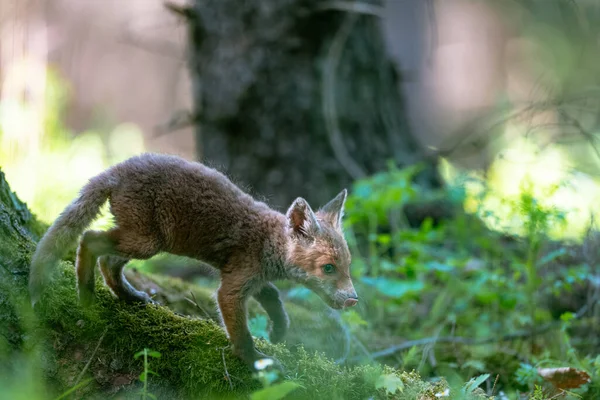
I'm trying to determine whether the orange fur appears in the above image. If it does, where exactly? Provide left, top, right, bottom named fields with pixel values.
left=28, top=153, right=358, bottom=368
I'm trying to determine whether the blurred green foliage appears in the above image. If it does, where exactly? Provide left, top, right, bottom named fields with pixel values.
left=0, top=68, right=144, bottom=229
left=332, top=163, right=599, bottom=399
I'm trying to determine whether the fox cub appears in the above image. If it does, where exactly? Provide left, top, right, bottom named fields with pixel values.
left=29, top=153, right=358, bottom=367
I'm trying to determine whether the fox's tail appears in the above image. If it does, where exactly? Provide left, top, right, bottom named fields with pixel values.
left=29, top=172, right=114, bottom=306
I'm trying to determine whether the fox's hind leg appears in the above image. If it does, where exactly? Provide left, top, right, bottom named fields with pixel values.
left=253, top=283, right=289, bottom=344
left=99, top=255, right=153, bottom=303
left=76, top=230, right=114, bottom=306
left=78, top=227, right=159, bottom=305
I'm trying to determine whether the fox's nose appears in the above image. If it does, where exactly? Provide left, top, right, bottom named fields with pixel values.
left=344, top=297, right=358, bottom=308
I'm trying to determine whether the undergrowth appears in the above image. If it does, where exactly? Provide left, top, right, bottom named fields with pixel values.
left=304, top=164, right=599, bottom=399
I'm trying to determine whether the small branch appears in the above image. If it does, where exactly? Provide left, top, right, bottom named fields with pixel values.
left=154, top=110, right=199, bottom=138
left=322, top=12, right=367, bottom=180
left=490, top=374, right=500, bottom=397
left=557, top=109, right=600, bottom=160
left=74, top=327, right=108, bottom=386
left=327, top=309, right=351, bottom=364
left=164, top=2, right=196, bottom=20
left=205, top=366, right=246, bottom=385
left=118, top=31, right=184, bottom=60
left=185, top=291, right=211, bottom=319
left=316, top=1, right=384, bottom=17
left=357, top=306, right=589, bottom=361
left=220, top=347, right=234, bottom=391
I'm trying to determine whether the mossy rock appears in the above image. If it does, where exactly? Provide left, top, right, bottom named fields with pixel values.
left=0, top=169, right=489, bottom=399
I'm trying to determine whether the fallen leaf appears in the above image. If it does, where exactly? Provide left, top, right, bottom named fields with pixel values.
left=537, top=367, right=591, bottom=390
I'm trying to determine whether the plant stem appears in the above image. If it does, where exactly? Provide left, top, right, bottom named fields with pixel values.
left=143, top=348, right=148, bottom=400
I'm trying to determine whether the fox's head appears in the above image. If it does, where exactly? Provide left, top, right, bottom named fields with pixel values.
left=285, top=189, right=358, bottom=309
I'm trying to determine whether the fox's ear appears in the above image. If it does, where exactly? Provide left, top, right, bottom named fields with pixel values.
left=286, top=197, right=321, bottom=238
left=319, top=189, right=347, bottom=229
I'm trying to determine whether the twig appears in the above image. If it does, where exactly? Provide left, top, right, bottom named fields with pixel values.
left=74, top=327, right=108, bottom=386
left=426, top=91, right=600, bottom=165
left=118, top=30, right=184, bottom=60
left=433, top=103, right=540, bottom=160
left=316, top=1, right=384, bottom=17
left=352, top=335, right=374, bottom=362
left=154, top=110, right=199, bottom=138
left=220, top=347, right=234, bottom=391
left=321, top=12, right=366, bottom=180
left=185, top=291, right=211, bottom=319
left=355, top=306, right=589, bottom=361
left=164, top=2, right=196, bottom=20
left=490, top=374, right=499, bottom=397
left=547, top=390, right=567, bottom=400
left=205, top=366, right=246, bottom=385
left=557, top=109, right=600, bottom=160
left=327, top=309, right=351, bottom=364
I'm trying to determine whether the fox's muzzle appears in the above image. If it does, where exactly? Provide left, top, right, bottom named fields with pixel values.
left=344, top=296, right=358, bottom=308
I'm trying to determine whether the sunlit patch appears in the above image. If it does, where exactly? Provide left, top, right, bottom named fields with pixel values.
left=441, top=131, right=600, bottom=241
left=0, top=64, right=145, bottom=229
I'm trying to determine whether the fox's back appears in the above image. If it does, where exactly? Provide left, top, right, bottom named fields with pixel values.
left=107, top=153, right=275, bottom=266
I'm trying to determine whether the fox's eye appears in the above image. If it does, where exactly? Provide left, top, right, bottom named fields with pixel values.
left=322, top=264, right=336, bottom=274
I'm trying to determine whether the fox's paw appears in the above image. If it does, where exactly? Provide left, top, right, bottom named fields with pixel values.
left=269, top=313, right=289, bottom=344
left=269, top=325, right=287, bottom=344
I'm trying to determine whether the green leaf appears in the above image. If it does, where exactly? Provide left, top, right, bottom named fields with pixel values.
left=139, top=371, right=147, bottom=382
left=53, top=378, right=94, bottom=400
left=538, top=248, right=567, bottom=266
left=375, top=374, right=404, bottom=394
left=250, top=381, right=302, bottom=400
left=376, top=234, right=391, bottom=245
left=402, top=346, right=420, bottom=367
left=425, top=261, right=454, bottom=272
left=361, top=277, right=425, bottom=299
left=461, top=360, right=486, bottom=372
left=560, top=312, right=575, bottom=322
left=147, top=350, right=162, bottom=358
left=134, top=349, right=146, bottom=359
left=379, top=259, right=397, bottom=272
left=341, top=310, right=368, bottom=329
left=462, top=373, right=490, bottom=394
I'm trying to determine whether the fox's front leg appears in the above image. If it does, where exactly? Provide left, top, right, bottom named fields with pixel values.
left=254, top=283, right=289, bottom=344
left=217, top=276, right=268, bottom=368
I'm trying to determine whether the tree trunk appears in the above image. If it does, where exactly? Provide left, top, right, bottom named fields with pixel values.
left=185, top=0, right=441, bottom=209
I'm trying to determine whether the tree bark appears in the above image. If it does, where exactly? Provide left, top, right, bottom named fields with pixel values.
left=185, top=0, right=441, bottom=209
